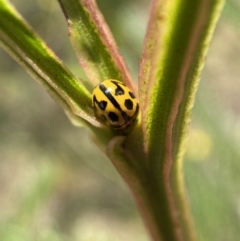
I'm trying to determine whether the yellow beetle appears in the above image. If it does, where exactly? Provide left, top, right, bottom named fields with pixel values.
left=92, top=80, right=139, bottom=130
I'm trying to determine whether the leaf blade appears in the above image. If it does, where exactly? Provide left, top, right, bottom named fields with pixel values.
left=58, top=0, right=136, bottom=93
left=140, top=0, right=225, bottom=240
left=0, top=0, right=98, bottom=126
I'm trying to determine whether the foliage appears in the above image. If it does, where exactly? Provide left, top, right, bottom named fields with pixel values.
left=0, top=0, right=239, bottom=241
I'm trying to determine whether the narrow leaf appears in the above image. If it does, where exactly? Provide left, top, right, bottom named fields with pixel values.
left=58, top=0, right=136, bottom=93
left=139, top=0, right=225, bottom=240
left=0, top=0, right=99, bottom=126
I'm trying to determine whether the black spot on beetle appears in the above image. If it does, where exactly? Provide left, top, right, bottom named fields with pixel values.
left=111, top=80, right=122, bottom=85
left=98, top=100, right=107, bottom=110
left=134, top=103, right=139, bottom=115
left=115, top=86, right=125, bottom=96
left=124, top=99, right=133, bottom=110
left=129, top=91, right=135, bottom=99
left=108, top=112, right=119, bottom=122
left=111, top=80, right=125, bottom=96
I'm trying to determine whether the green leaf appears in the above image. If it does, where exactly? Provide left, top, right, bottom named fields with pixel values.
left=0, top=0, right=98, bottom=127
left=144, top=0, right=225, bottom=171
left=58, top=0, right=137, bottom=93
left=136, top=0, right=225, bottom=240
left=0, top=0, right=229, bottom=240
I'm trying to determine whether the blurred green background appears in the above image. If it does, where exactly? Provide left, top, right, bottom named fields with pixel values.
left=0, top=0, right=239, bottom=240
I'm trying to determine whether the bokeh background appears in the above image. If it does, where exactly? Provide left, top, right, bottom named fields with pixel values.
left=0, top=0, right=240, bottom=240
